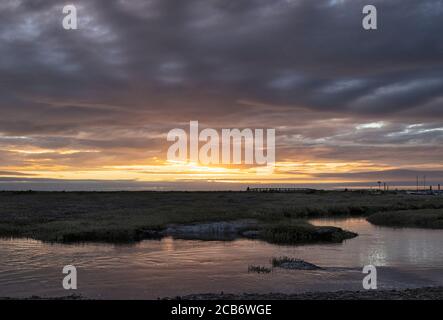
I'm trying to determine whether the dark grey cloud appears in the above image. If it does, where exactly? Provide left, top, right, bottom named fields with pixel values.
left=1, top=0, right=443, bottom=117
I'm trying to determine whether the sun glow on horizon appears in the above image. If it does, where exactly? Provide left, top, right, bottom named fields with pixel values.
left=0, top=156, right=400, bottom=185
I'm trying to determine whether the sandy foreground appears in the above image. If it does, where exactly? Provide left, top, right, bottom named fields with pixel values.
left=172, top=287, right=443, bottom=300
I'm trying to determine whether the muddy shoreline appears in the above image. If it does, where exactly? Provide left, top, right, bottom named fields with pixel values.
left=3, top=287, right=443, bottom=300
left=172, top=286, right=443, bottom=300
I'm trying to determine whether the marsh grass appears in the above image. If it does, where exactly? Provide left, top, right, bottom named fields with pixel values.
left=1, top=191, right=443, bottom=242
left=248, top=265, right=272, bottom=274
left=367, top=209, right=443, bottom=229
left=258, top=220, right=357, bottom=244
left=271, top=256, right=322, bottom=270
left=272, top=256, right=298, bottom=268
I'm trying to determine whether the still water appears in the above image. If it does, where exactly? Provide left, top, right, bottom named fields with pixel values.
left=1, top=218, right=442, bottom=299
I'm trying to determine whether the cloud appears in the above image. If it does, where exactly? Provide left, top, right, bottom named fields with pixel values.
left=0, top=171, right=35, bottom=176
left=0, top=0, right=442, bottom=186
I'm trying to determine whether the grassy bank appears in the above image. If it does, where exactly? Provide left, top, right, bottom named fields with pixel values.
left=367, top=209, right=443, bottom=229
left=1, top=191, right=443, bottom=243
left=258, top=220, right=357, bottom=244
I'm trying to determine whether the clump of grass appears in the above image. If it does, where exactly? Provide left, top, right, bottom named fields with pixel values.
left=272, top=256, right=293, bottom=267
left=248, top=265, right=272, bottom=274
left=367, top=209, right=443, bottom=229
left=258, top=220, right=357, bottom=245
left=271, top=256, right=322, bottom=270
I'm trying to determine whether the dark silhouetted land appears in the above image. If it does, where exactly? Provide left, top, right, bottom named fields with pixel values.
left=1, top=190, right=443, bottom=243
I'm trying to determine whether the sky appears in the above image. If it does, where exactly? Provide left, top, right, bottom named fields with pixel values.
left=1, top=0, right=443, bottom=190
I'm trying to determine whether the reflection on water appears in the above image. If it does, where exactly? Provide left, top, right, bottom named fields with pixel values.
left=310, top=218, right=443, bottom=268
left=0, top=218, right=442, bottom=299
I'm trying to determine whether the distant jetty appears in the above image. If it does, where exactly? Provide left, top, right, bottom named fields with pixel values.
left=246, top=187, right=316, bottom=193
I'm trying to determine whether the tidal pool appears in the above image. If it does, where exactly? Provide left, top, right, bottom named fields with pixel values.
left=1, top=218, right=442, bottom=299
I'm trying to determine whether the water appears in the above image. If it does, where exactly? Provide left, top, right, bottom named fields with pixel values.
left=0, top=218, right=442, bottom=299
